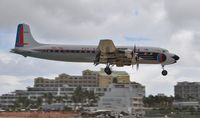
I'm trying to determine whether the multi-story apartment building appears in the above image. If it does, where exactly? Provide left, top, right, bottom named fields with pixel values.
left=174, top=81, right=200, bottom=101
left=0, top=90, right=27, bottom=107
left=0, top=69, right=133, bottom=108
left=34, top=69, right=99, bottom=88
left=34, top=69, right=130, bottom=88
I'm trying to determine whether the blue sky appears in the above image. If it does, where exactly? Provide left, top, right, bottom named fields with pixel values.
left=0, top=0, right=200, bottom=96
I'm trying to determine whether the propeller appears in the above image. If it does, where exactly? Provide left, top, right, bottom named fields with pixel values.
left=132, top=45, right=140, bottom=70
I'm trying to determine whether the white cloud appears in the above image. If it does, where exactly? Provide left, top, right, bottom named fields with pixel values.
left=169, top=30, right=200, bottom=66
left=0, top=75, right=34, bottom=95
left=165, top=0, right=200, bottom=29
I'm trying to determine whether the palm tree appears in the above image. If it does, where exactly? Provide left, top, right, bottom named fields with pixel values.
left=43, top=93, right=53, bottom=104
left=36, top=97, right=43, bottom=107
left=15, top=96, right=31, bottom=109
left=87, top=90, right=98, bottom=106
left=55, top=96, right=63, bottom=103
left=71, top=86, right=84, bottom=110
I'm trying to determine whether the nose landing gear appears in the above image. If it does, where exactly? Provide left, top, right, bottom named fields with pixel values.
left=161, top=65, right=168, bottom=76
left=162, top=70, right=168, bottom=76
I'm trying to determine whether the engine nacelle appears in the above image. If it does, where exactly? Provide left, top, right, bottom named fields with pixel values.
left=116, top=60, right=124, bottom=67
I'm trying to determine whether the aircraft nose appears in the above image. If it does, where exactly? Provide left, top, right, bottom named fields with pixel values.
left=172, top=55, right=180, bottom=61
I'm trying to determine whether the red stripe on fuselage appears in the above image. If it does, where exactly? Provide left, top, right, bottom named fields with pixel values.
left=19, top=25, right=24, bottom=46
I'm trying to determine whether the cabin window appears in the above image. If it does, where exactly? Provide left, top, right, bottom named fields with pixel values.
left=86, top=50, right=90, bottom=53
left=162, top=49, right=169, bottom=53
left=92, top=50, right=95, bottom=53
left=65, top=50, right=69, bottom=53
left=81, top=50, right=85, bottom=53
left=76, top=50, right=79, bottom=53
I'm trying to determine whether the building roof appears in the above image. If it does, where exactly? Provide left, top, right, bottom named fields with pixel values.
left=176, top=81, right=200, bottom=86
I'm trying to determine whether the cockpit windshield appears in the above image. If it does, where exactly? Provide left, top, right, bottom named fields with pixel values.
left=162, top=49, right=169, bottom=53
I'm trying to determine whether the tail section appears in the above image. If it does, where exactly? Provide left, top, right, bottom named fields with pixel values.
left=15, top=24, right=39, bottom=48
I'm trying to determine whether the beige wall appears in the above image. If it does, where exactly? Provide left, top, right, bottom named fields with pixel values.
left=34, top=69, right=131, bottom=88
left=98, top=75, right=130, bottom=88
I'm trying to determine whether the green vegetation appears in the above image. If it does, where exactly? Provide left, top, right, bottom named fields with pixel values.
left=144, top=95, right=200, bottom=117
left=143, top=95, right=174, bottom=108
left=71, top=86, right=99, bottom=110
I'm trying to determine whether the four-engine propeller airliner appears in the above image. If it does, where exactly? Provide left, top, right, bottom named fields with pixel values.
left=11, top=24, right=179, bottom=76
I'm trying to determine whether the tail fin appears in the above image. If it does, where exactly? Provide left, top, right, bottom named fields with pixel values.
left=15, top=24, right=39, bottom=48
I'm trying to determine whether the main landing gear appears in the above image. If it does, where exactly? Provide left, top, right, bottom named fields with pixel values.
left=161, top=65, right=168, bottom=76
left=104, top=64, right=112, bottom=75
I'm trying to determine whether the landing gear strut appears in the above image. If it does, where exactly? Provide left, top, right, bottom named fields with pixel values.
left=161, top=65, right=168, bottom=76
left=104, top=64, right=112, bottom=75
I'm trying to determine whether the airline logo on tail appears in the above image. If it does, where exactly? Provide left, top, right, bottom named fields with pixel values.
left=15, top=24, right=29, bottom=47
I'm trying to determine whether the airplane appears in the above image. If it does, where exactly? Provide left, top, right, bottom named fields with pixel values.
left=11, top=24, right=179, bottom=76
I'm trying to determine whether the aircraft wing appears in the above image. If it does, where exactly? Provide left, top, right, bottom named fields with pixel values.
left=97, top=39, right=117, bottom=53
left=94, top=39, right=139, bottom=67
left=94, top=39, right=139, bottom=66
left=94, top=39, right=117, bottom=65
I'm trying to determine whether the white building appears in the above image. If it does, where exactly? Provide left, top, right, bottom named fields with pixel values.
left=27, top=84, right=107, bottom=101
left=98, top=82, right=145, bottom=116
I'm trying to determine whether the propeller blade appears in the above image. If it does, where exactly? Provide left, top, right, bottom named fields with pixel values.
left=136, top=63, right=139, bottom=70
left=134, top=45, right=136, bottom=53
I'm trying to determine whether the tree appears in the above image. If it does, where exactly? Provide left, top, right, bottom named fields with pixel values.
left=87, top=90, right=98, bottom=106
left=71, top=86, right=84, bottom=110
left=36, top=97, right=43, bottom=107
left=143, top=95, right=174, bottom=108
left=43, top=93, right=53, bottom=104
left=15, top=96, right=31, bottom=109
left=55, top=96, right=63, bottom=103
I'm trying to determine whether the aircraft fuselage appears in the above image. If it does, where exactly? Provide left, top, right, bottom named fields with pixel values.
left=12, top=44, right=177, bottom=66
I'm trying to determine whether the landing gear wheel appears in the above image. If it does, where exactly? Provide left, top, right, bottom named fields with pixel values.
left=104, top=67, right=112, bottom=75
left=162, top=70, right=168, bottom=76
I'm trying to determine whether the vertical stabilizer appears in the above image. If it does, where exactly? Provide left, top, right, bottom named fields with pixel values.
left=15, top=24, right=39, bottom=48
